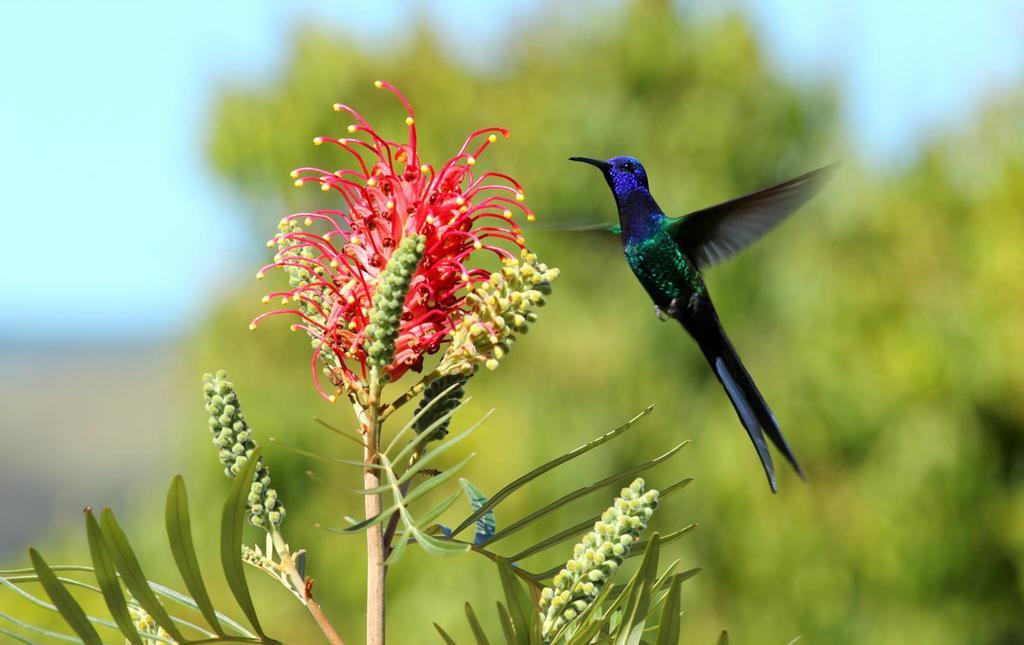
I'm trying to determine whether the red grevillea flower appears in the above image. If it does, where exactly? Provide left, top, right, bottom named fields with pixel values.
left=250, top=81, right=535, bottom=398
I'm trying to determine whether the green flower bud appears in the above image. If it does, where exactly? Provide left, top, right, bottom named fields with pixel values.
left=364, top=234, right=426, bottom=372
left=538, top=478, right=659, bottom=640
left=412, top=374, right=468, bottom=442
left=202, top=371, right=285, bottom=528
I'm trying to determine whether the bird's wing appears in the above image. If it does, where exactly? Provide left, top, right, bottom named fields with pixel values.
left=665, top=163, right=837, bottom=269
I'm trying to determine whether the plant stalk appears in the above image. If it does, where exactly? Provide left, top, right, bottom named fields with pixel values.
left=363, top=370, right=387, bottom=645
left=270, top=529, right=345, bottom=645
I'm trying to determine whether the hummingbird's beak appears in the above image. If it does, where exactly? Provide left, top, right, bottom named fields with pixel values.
left=569, top=156, right=611, bottom=172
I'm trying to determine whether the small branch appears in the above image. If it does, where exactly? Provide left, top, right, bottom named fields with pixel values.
left=378, top=370, right=445, bottom=421
left=269, top=530, right=345, bottom=645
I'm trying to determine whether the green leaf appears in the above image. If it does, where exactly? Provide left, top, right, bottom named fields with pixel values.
left=165, top=475, right=225, bottom=636
left=465, top=602, right=491, bottom=645
left=384, top=527, right=413, bottom=566
left=496, top=559, right=531, bottom=644
left=434, top=623, right=458, bottom=645
left=99, top=509, right=188, bottom=643
left=461, top=479, right=496, bottom=545
left=452, top=406, right=654, bottom=536
left=613, top=532, right=661, bottom=645
left=84, top=510, right=142, bottom=645
left=654, top=576, right=682, bottom=645
left=413, top=531, right=471, bottom=558
left=220, top=447, right=271, bottom=640
left=508, top=514, right=602, bottom=564
left=495, top=602, right=518, bottom=645
left=0, top=625, right=35, bottom=644
left=420, top=488, right=465, bottom=525
left=0, top=609, right=83, bottom=643
left=28, top=549, right=101, bottom=645
left=485, top=443, right=687, bottom=545
left=394, top=417, right=485, bottom=488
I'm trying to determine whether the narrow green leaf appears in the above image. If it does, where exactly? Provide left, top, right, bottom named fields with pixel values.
left=28, top=549, right=101, bottom=645
left=654, top=576, right=682, bottom=645
left=496, top=559, right=531, bottom=644
left=718, top=629, right=729, bottom=645
left=465, top=602, right=491, bottom=645
left=99, top=509, right=187, bottom=643
left=84, top=510, right=142, bottom=645
left=416, top=489, right=465, bottom=528
left=0, top=625, right=35, bottom=644
left=434, top=623, right=458, bottom=645
left=312, top=417, right=370, bottom=449
left=384, top=527, right=413, bottom=566
left=0, top=609, right=81, bottom=643
left=461, top=479, right=496, bottom=545
left=413, top=531, right=471, bottom=558
left=495, top=602, right=518, bottom=645
left=507, top=514, right=601, bottom=563
left=165, top=475, right=225, bottom=636
left=452, top=406, right=654, bottom=536
left=626, top=524, right=697, bottom=561
left=613, top=533, right=661, bottom=645
left=220, top=447, right=271, bottom=640
left=485, top=444, right=687, bottom=545
left=335, top=453, right=474, bottom=533
left=394, top=413, right=488, bottom=486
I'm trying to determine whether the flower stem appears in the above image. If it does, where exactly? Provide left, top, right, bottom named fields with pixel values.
left=269, top=529, right=345, bottom=645
left=363, top=370, right=387, bottom=645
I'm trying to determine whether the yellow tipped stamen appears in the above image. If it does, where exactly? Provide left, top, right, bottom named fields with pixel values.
left=273, top=253, right=282, bottom=262
left=266, top=239, right=275, bottom=248
left=330, top=259, right=339, bottom=268
left=527, top=213, right=536, bottom=222
left=289, top=325, right=299, bottom=332
left=374, top=80, right=383, bottom=88
left=304, top=217, right=313, bottom=226
left=348, top=321, right=357, bottom=330
left=467, top=156, right=476, bottom=165
left=320, top=182, right=331, bottom=191
left=366, top=177, right=377, bottom=187
left=256, top=271, right=265, bottom=280
left=333, top=103, right=343, bottom=112
left=293, top=179, right=304, bottom=187
left=261, top=295, right=270, bottom=304
left=516, top=192, right=525, bottom=202
left=503, top=209, right=512, bottom=218
left=347, top=124, right=357, bottom=133
left=281, top=297, right=290, bottom=304
left=488, top=134, right=498, bottom=143
left=386, top=201, right=395, bottom=210
left=313, top=136, right=324, bottom=145
left=249, top=323, right=257, bottom=331
left=420, top=164, right=430, bottom=173
left=503, top=131, right=511, bottom=139
left=455, top=196, right=465, bottom=206
left=473, top=240, right=483, bottom=250
left=328, top=394, right=337, bottom=403
left=289, top=170, right=299, bottom=178
left=405, top=116, right=414, bottom=126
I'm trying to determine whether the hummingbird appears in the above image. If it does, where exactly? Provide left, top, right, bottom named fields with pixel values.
left=569, top=156, right=835, bottom=492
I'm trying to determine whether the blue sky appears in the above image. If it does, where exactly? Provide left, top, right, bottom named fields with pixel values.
left=1, top=0, right=1021, bottom=343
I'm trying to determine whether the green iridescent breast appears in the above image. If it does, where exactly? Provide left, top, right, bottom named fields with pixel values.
left=624, top=231, right=704, bottom=306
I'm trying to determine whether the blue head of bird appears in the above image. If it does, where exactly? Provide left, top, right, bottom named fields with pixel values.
left=570, top=155, right=662, bottom=235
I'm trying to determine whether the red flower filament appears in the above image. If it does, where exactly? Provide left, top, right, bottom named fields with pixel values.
left=250, top=81, right=535, bottom=398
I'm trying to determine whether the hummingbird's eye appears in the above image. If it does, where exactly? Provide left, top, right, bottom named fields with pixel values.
left=622, top=162, right=635, bottom=172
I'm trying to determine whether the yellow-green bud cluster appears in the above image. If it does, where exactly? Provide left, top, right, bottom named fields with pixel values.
left=202, top=371, right=285, bottom=527
left=364, top=234, right=426, bottom=373
left=275, top=220, right=328, bottom=330
left=128, top=596, right=175, bottom=644
left=538, top=478, right=659, bottom=639
left=412, top=374, right=467, bottom=441
left=440, top=249, right=559, bottom=375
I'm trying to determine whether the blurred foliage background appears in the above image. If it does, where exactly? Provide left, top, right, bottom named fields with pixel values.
left=4, top=1, right=1024, bottom=643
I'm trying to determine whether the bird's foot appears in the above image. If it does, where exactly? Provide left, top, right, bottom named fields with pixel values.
left=654, top=299, right=684, bottom=321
